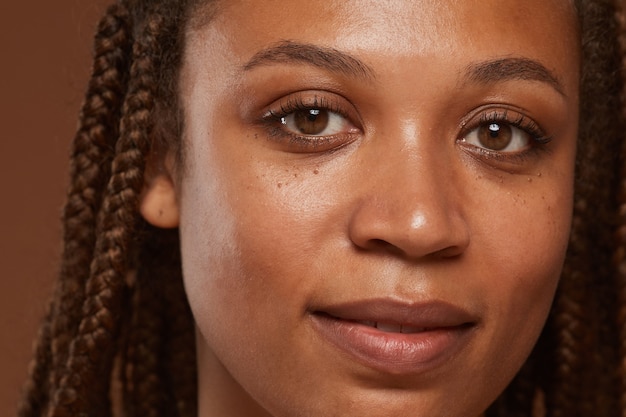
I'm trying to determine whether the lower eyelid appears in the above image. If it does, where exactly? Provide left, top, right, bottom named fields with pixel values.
left=286, top=132, right=360, bottom=153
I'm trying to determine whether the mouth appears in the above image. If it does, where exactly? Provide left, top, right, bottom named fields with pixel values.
left=309, top=300, right=478, bottom=375
left=348, top=320, right=430, bottom=334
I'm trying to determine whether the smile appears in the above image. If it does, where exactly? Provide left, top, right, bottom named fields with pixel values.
left=309, top=299, right=478, bottom=375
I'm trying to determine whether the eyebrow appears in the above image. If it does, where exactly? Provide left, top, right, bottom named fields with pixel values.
left=243, top=40, right=375, bottom=80
left=243, top=42, right=565, bottom=97
left=465, top=57, right=566, bottom=97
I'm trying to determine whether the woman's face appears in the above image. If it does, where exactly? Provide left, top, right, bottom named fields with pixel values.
left=145, top=0, right=580, bottom=415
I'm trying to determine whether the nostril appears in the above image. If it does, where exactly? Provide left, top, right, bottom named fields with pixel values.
left=359, top=238, right=411, bottom=257
left=361, top=238, right=465, bottom=260
left=370, top=239, right=390, bottom=248
left=432, top=244, right=467, bottom=259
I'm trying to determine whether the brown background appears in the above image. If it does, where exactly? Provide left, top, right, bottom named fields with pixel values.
left=0, top=1, right=110, bottom=415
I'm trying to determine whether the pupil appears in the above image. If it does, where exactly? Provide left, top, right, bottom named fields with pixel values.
left=489, top=123, right=500, bottom=138
left=293, top=108, right=329, bottom=135
left=477, top=122, right=513, bottom=151
left=308, top=109, right=320, bottom=122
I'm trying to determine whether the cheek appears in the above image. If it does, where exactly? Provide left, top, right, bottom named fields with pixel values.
left=177, top=148, right=344, bottom=415
left=177, top=144, right=323, bottom=350
left=471, top=173, right=573, bottom=370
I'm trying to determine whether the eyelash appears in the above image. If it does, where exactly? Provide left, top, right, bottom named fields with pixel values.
left=260, top=95, right=552, bottom=162
left=477, top=110, right=550, bottom=143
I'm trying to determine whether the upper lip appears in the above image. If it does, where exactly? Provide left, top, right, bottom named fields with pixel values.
left=312, top=298, right=478, bottom=329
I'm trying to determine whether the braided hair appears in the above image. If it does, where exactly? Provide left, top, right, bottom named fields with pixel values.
left=17, top=0, right=626, bottom=416
left=18, top=1, right=200, bottom=416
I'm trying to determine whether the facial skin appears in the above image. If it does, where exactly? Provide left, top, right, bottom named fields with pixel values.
left=141, top=0, right=580, bottom=416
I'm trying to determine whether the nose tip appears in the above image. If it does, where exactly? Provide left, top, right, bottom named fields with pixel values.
left=347, top=191, right=470, bottom=261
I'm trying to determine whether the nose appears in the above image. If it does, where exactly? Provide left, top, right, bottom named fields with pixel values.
left=348, top=138, right=470, bottom=260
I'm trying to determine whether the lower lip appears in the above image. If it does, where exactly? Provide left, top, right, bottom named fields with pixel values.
left=310, top=313, right=474, bottom=375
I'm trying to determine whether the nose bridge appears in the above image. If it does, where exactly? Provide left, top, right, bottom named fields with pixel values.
left=348, top=122, right=469, bottom=259
left=373, top=129, right=454, bottom=227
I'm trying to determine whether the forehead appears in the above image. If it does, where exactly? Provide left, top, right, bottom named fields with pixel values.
left=180, top=0, right=580, bottom=110
left=188, top=0, right=578, bottom=67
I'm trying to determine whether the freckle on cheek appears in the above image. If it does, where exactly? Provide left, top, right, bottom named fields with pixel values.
left=313, top=169, right=319, bottom=175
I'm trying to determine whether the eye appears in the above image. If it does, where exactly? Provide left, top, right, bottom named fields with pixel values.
left=463, top=121, right=531, bottom=152
left=279, top=108, right=350, bottom=137
left=261, top=92, right=361, bottom=153
left=459, top=110, right=552, bottom=159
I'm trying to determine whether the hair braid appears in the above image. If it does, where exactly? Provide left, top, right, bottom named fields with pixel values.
left=159, top=230, right=197, bottom=417
left=122, top=230, right=167, bottom=417
left=48, top=7, right=167, bottom=417
left=118, top=2, right=195, bottom=413
left=18, top=307, right=54, bottom=417
left=544, top=251, right=592, bottom=416
left=543, top=0, right=624, bottom=415
left=50, top=0, right=132, bottom=382
left=17, top=4, right=133, bottom=417
left=613, top=0, right=626, bottom=415
left=122, top=227, right=196, bottom=417
left=18, top=1, right=196, bottom=415
left=581, top=0, right=624, bottom=415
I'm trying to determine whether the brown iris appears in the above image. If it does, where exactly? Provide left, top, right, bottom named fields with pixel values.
left=292, top=109, right=329, bottom=135
left=477, top=123, right=513, bottom=150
